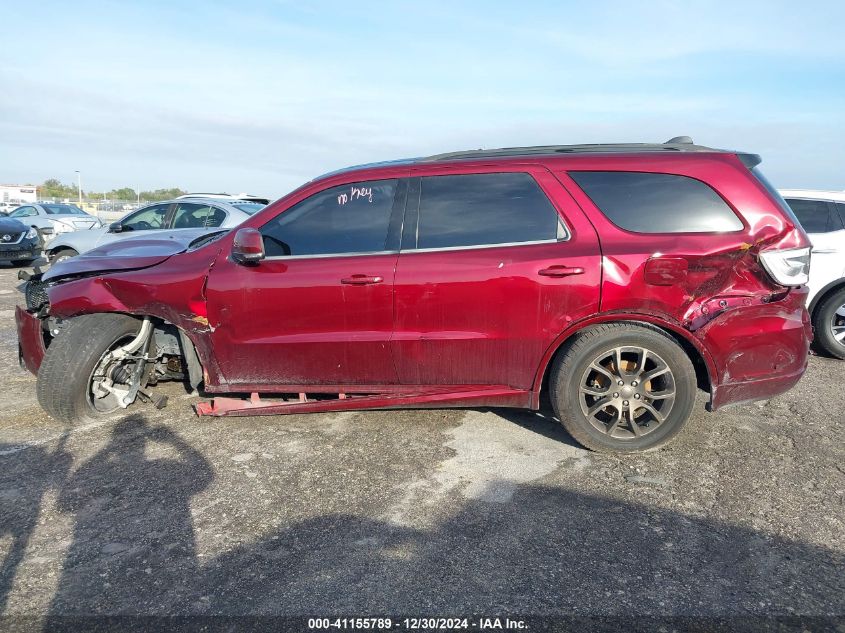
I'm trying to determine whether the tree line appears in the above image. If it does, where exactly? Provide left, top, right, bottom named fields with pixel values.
left=39, top=178, right=187, bottom=202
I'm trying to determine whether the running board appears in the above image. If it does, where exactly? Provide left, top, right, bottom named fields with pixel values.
left=195, top=387, right=531, bottom=417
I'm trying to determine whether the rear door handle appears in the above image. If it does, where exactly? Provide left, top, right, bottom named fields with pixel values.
left=341, top=274, right=384, bottom=285
left=538, top=265, right=585, bottom=277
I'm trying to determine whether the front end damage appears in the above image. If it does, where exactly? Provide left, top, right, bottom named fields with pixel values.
left=16, top=234, right=221, bottom=415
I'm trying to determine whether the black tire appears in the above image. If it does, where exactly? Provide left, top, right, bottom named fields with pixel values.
left=812, top=287, right=845, bottom=360
left=37, top=313, right=142, bottom=425
left=549, top=323, right=697, bottom=453
left=11, top=259, right=33, bottom=267
left=49, top=248, right=78, bottom=264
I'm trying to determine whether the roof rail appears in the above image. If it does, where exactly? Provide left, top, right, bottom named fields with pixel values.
left=423, top=136, right=724, bottom=162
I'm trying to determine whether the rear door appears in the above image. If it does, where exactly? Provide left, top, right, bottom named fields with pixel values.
left=391, top=166, right=602, bottom=389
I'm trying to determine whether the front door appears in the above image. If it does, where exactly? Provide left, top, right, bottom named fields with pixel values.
left=99, top=203, right=173, bottom=248
left=392, top=167, right=602, bottom=389
left=205, top=177, right=406, bottom=389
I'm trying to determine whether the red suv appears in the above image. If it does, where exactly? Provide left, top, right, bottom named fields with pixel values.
left=16, top=138, right=812, bottom=452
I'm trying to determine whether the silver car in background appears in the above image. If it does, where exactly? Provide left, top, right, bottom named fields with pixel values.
left=44, top=197, right=266, bottom=263
left=7, top=203, right=102, bottom=244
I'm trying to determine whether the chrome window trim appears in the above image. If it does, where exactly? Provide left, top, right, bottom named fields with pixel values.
left=262, top=249, right=399, bottom=261
left=260, top=235, right=570, bottom=261
left=401, top=237, right=567, bottom=254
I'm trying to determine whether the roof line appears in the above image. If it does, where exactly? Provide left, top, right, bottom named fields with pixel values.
left=423, top=141, right=722, bottom=162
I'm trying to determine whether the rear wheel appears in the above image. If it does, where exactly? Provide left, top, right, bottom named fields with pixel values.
left=813, top=287, right=845, bottom=360
left=549, top=323, right=697, bottom=453
left=49, top=248, right=78, bottom=264
left=37, top=314, right=144, bottom=424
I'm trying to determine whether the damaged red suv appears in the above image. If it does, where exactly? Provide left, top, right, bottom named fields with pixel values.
left=17, top=138, right=812, bottom=452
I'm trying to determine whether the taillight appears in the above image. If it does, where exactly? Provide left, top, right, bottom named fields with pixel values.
left=759, top=247, right=811, bottom=287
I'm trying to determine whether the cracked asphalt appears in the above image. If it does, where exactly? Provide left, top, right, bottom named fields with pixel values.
left=0, top=266, right=843, bottom=625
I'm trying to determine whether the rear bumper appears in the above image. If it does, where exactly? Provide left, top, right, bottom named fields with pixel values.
left=704, top=287, right=812, bottom=410
left=710, top=368, right=805, bottom=410
left=16, top=306, right=46, bottom=375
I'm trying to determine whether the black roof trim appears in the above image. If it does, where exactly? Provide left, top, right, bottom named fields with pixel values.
left=421, top=137, right=743, bottom=162
left=737, top=153, right=762, bottom=169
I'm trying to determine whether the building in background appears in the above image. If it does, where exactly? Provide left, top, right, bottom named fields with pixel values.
left=0, top=184, right=37, bottom=204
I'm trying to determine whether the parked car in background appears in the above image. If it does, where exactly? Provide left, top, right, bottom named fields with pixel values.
left=177, top=193, right=271, bottom=204
left=7, top=203, right=101, bottom=245
left=780, top=189, right=845, bottom=359
left=0, top=216, right=41, bottom=266
left=18, top=137, right=813, bottom=453
left=0, top=202, right=17, bottom=215
left=44, top=197, right=266, bottom=263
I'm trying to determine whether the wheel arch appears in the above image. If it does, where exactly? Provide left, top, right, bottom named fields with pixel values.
left=49, top=305, right=215, bottom=389
left=808, top=278, right=845, bottom=320
left=46, top=245, right=78, bottom=261
left=532, top=313, right=716, bottom=407
left=44, top=241, right=77, bottom=257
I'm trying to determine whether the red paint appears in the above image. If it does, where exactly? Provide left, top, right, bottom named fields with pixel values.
left=16, top=307, right=46, bottom=374
left=205, top=252, right=399, bottom=386
left=20, top=149, right=812, bottom=416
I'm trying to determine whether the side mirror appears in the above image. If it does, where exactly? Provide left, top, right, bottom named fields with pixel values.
left=232, top=228, right=265, bottom=265
left=108, top=221, right=123, bottom=233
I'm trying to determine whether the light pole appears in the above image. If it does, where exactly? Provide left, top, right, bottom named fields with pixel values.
left=75, top=170, right=82, bottom=205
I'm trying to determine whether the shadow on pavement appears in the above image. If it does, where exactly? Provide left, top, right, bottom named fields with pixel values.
left=47, top=415, right=213, bottom=615
left=0, top=439, right=72, bottom=613
left=1, top=411, right=842, bottom=623
left=192, top=487, right=843, bottom=617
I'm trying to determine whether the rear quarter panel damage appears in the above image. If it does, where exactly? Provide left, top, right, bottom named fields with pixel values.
left=552, top=154, right=811, bottom=406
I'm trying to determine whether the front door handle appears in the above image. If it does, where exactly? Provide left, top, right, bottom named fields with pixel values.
left=341, top=274, right=384, bottom=285
left=538, top=265, right=585, bottom=278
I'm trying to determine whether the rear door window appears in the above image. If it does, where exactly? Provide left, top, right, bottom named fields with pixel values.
left=171, top=203, right=219, bottom=229
left=784, top=199, right=841, bottom=233
left=570, top=171, right=743, bottom=233
left=260, top=179, right=397, bottom=257
left=413, top=172, right=562, bottom=250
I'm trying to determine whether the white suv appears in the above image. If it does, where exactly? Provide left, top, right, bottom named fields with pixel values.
left=780, top=189, right=845, bottom=359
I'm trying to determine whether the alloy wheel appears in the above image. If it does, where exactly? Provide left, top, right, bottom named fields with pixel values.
left=832, top=302, right=845, bottom=346
left=578, top=346, right=676, bottom=439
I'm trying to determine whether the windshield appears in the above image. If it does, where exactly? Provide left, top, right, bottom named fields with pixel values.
left=230, top=202, right=266, bottom=215
left=43, top=204, right=87, bottom=215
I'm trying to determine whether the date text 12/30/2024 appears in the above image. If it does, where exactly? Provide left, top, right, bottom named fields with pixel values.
left=308, top=617, right=528, bottom=630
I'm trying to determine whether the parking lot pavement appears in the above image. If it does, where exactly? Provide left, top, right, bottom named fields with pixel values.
left=0, top=265, right=843, bottom=621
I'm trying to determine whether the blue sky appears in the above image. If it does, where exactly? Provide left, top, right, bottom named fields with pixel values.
left=1, top=0, right=843, bottom=197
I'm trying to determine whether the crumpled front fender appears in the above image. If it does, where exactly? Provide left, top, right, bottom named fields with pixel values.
left=43, top=246, right=226, bottom=387
left=48, top=277, right=131, bottom=317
